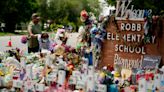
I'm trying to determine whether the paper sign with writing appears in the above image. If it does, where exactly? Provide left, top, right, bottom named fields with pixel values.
left=20, top=57, right=26, bottom=68
left=161, top=80, right=164, bottom=86
left=24, top=64, right=33, bottom=80
left=51, top=68, right=58, bottom=74
left=12, top=70, right=20, bottom=80
left=72, top=70, right=81, bottom=77
left=160, top=74, right=164, bottom=86
left=82, top=63, right=88, bottom=75
left=35, top=83, right=45, bottom=91
left=138, top=78, right=147, bottom=92
left=94, top=73, right=99, bottom=83
left=115, top=0, right=152, bottom=20
left=81, top=74, right=87, bottom=83
left=46, top=74, right=57, bottom=82
left=13, top=80, right=23, bottom=88
left=142, top=55, right=161, bottom=69
left=69, top=76, right=77, bottom=85
left=147, top=80, right=155, bottom=91
left=72, top=70, right=81, bottom=81
left=24, top=81, right=35, bottom=91
left=45, top=56, right=52, bottom=66
left=0, top=77, right=2, bottom=86
left=88, top=66, right=94, bottom=75
left=160, top=80, right=164, bottom=92
left=161, top=74, right=164, bottom=81
left=76, top=81, right=85, bottom=89
left=57, top=70, right=66, bottom=85
left=154, top=74, right=161, bottom=89
left=124, top=87, right=133, bottom=92
left=95, top=84, right=107, bottom=92
left=160, top=74, right=164, bottom=92
left=86, top=75, right=95, bottom=91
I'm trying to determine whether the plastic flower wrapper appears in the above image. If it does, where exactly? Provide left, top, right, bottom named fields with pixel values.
left=0, top=52, right=5, bottom=62
left=5, top=57, right=21, bottom=69
left=121, top=69, right=132, bottom=80
left=79, top=57, right=88, bottom=74
left=0, top=63, right=5, bottom=76
left=112, top=71, right=122, bottom=86
left=72, top=54, right=79, bottom=65
left=26, top=53, right=40, bottom=64
left=32, top=64, right=44, bottom=82
left=4, top=74, right=12, bottom=86
left=98, top=71, right=106, bottom=84
left=78, top=26, right=85, bottom=41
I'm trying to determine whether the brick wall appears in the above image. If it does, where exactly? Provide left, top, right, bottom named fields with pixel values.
left=100, top=17, right=164, bottom=68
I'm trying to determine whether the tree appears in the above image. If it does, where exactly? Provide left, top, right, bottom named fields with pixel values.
left=105, top=0, right=164, bottom=15
left=0, top=0, right=39, bottom=32
left=38, top=0, right=101, bottom=28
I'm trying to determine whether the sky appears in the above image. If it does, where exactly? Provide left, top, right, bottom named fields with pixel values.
left=99, top=0, right=115, bottom=16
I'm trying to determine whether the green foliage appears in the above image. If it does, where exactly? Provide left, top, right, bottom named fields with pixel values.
left=0, top=0, right=100, bottom=32
left=105, top=0, right=116, bottom=6
left=105, top=0, right=164, bottom=15
left=38, top=0, right=101, bottom=29
left=0, top=0, right=39, bottom=32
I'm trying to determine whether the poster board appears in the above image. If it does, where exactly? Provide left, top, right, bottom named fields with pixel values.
left=142, top=55, right=161, bottom=69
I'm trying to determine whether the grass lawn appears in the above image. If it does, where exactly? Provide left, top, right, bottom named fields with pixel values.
left=0, top=31, right=28, bottom=36
left=0, top=32, right=15, bottom=36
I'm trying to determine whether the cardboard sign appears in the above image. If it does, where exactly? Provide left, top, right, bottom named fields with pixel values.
left=13, top=80, right=23, bottom=88
left=138, top=78, right=147, bottom=92
left=57, top=70, right=66, bottom=85
left=95, top=84, right=107, bottom=92
left=69, top=76, right=77, bottom=85
left=35, top=83, right=45, bottom=91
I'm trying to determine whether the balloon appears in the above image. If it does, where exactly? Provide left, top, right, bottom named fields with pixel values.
left=21, top=36, right=28, bottom=44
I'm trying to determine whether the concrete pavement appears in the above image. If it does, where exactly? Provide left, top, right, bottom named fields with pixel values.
left=0, top=33, right=79, bottom=53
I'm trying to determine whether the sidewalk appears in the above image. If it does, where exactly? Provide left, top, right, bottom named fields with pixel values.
left=0, top=33, right=79, bottom=52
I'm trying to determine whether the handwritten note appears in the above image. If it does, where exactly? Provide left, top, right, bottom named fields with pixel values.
left=69, top=76, right=77, bottom=85
left=35, top=83, right=45, bottom=91
left=57, top=70, right=66, bottom=85
left=95, top=84, right=107, bottom=92
left=138, top=78, right=147, bottom=92
left=13, top=80, right=23, bottom=88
